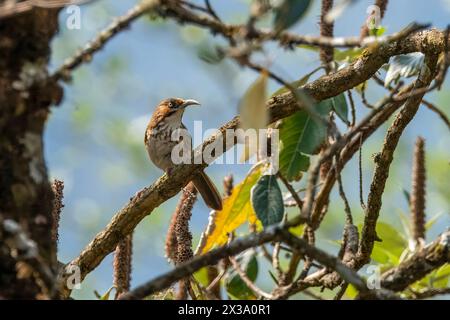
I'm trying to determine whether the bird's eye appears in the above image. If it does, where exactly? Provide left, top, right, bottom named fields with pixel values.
left=168, top=102, right=174, bottom=108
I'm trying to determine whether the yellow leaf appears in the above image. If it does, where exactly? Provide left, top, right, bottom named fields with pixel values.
left=239, top=142, right=258, bottom=164
left=239, top=71, right=268, bottom=130
left=201, top=164, right=264, bottom=253
left=238, top=72, right=268, bottom=163
left=345, top=284, right=358, bottom=299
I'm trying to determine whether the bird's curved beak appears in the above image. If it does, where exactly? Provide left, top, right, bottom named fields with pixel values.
left=181, top=99, right=201, bottom=108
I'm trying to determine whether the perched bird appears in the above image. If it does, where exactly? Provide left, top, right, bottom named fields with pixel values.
left=145, top=98, right=223, bottom=211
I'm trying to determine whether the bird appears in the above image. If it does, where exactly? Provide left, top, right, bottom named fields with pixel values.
left=145, top=97, right=223, bottom=211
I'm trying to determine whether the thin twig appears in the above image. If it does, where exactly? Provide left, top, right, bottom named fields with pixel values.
left=229, top=256, right=274, bottom=299
left=277, top=172, right=304, bottom=209
left=422, top=100, right=450, bottom=131
left=358, top=135, right=366, bottom=210
left=347, top=90, right=356, bottom=127
left=51, top=0, right=159, bottom=81
left=204, top=0, right=221, bottom=22
left=334, top=282, right=349, bottom=300
left=358, top=54, right=438, bottom=265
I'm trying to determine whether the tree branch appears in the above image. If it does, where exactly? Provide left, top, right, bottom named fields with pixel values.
left=119, top=224, right=285, bottom=300
left=53, top=0, right=432, bottom=83
left=162, top=1, right=426, bottom=48
left=357, top=54, right=438, bottom=265
left=119, top=227, right=401, bottom=300
left=380, top=230, right=450, bottom=292
left=58, top=26, right=450, bottom=298
left=409, top=287, right=450, bottom=299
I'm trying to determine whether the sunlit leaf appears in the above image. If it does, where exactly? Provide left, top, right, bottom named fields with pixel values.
left=345, top=283, right=359, bottom=299
left=239, top=72, right=268, bottom=162
left=397, top=211, right=412, bottom=241
left=385, top=53, right=425, bottom=87
left=370, top=244, right=401, bottom=266
left=273, top=0, right=312, bottom=32
left=299, top=45, right=363, bottom=62
left=368, top=222, right=408, bottom=264
left=96, top=286, right=114, bottom=300
left=371, top=26, right=386, bottom=37
left=251, top=175, right=284, bottom=227
left=226, top=250, right=258, bottom=300
left=278, top=99, right=332, bottom=181
left=239, top=72, right=268, bottom=131
left=194, top=267, right=210, bottom=287
left=200, top=164, right=264, bottom=253
left=413, top=264, right=450, bottom=292
left=425, top=212, right=443, bottom=231
left=289, top=224, right=305, bottom=236
left=297, top=44, right=320, bottom=52
left=334, top=47, right=364, bottom=62
left=431, top=264, right=450, bottom=288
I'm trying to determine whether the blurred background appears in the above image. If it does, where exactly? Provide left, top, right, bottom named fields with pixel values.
left=46, top=0, right=450, bottom=299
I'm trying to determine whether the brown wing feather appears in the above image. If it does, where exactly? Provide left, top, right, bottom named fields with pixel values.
left=192, top=171, right=223, bottom=211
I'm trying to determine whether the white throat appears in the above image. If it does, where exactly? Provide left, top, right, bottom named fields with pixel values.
left=166, top=109, right=184, bottom=126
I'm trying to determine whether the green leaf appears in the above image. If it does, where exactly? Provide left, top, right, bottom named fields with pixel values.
left=226, top=251, right=259, bottom=299
left=193, top=267, right=210, bottom=287
left=298, top=45, right=363, bottom=62
left=345, top=284, right=359, bottom=299
left=95, top=286, right=114, bottom=300
left=289, top=224, right=305, bottom=236
left=197, top=42, right=225, bottom=64
left=273, top=0, right=312, bottom=32
left=278, top=99, right=332, bottom=181
left=370, top=244, right=401, bottom=266
left=251, top=175, right=284, bottom=227
left=331, top=93, right=349, bottom=124
left=431, top=264, right=450, bottom=288
left=370, top=26, right=387, bottom=37
left=412, top=264, right=450, bottom=291
left=425, top=212, right=443, bottom=231
left=333, top=47, right=364, bottom=62
left=402, top=189, right=411, bottom=206
left=297, top=44, right=320, bottom=53
left=385, top=53, right=425, bottom=87
left=397, top=211, right=412, bottom=241
left=368, top=222, right=407, bottom=264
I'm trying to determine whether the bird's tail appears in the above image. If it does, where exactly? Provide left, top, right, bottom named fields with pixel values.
left=192, top=171, right=223, bottom=211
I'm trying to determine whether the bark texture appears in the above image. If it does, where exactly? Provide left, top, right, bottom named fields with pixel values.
left=0, top=8, right=61, bottom=299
